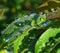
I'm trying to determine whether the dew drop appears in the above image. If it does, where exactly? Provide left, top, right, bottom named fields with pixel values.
left=51, top=43, right=54, bottom=46
left=43, top=23, right=47, bottom=26
left=29, top=37, right=35, bottom=39
left=5, top=39, right=10, bottom=42
left=55, top=39, right=58, bottom=41
left=24, top=15, right=28, bottom=17
left=16, top=18, right=20, bottom=21
left=51, top=8, right=58, bottom=12
left=43, top=14, right=46, bottom=16
left=30, top=13, right=36, bottom=16
left=19, top=23, right=21, bottom=26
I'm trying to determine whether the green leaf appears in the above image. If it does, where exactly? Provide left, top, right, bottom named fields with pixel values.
left=57, top=49, right=60, bottom=53
left=40, top=37, right=60, bottom=53
left=17, top=29, right=44, bottom=53
left=35, top=28, right=60, bottom=53
left=19, top=29, right=41, bottom=52
left=13, top=27, right=33, bottom=53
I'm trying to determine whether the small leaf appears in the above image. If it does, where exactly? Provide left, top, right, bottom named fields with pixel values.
left=35, top=28, right=60, bottom=53
left=57, top=49, right=60, bottom=53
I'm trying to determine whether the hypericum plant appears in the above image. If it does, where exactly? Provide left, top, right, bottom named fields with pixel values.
left=0, top=9, right=60, bottom=53
left=0, top=0, right=60, bottom=53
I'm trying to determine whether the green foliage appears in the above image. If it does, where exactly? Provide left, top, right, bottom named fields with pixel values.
left=57, top=49, right=60, bottom=53
left=1, top=13, right=46, bottom=49
left=1, top=12, right=60, bottom=53
left=0, top=0, right=60, bottom=53
left=35, top=28, right=60, bottom=53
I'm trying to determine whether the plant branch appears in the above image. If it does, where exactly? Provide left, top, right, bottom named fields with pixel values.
left=46, top=10, right=60, bottom=20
